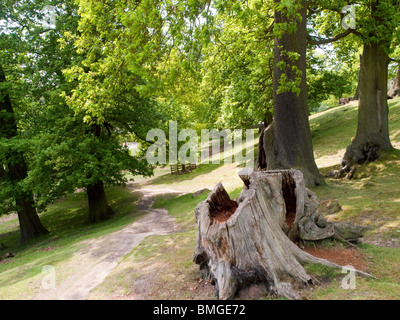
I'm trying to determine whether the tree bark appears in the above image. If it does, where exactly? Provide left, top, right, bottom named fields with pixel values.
left=87, top=180, right=115, bottom=223
left=85, top=124, right=115, bottom=223
left=388, top=64, right=400, bottom=99
left=343, top=43, right=393, bottom=167
left=193, top=169, right=368, bottom=300
left=257, top=0, right=324, bottom=188
left=0, top=64, right=48, bottom=242
left=354, top=55, right=361, bottom=100
left=14, top=187, right=49, bottom=243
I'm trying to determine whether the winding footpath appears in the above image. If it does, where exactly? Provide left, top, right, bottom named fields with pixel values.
left=33, top=185, right=181, bottom=300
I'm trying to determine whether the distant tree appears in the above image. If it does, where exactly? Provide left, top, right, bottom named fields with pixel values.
left=0, top=64, right=49, bottom=242
left=306, top=44, right=359, bottom=112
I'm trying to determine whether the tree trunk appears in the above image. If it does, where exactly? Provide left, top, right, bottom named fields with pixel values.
left=87, top=180, right=115, bottom=223
left=0, top=64, right=48, bottom=242
left=15, top=188, right=49, bottom=243
left=256, top=0, right=324, bottom=188
left=85, top=124, right=115, bottom=223
left=8, top=158, right=49, bottom=242
left=343, top=43, right=392, bottom=167
left=193, top=169, right=368, bottom=300
left=354, top=57, right=361, bottom=100
left=388, top=64, right=400, bottom=99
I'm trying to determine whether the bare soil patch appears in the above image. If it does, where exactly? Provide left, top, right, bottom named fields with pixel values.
left=210, top=202, right=238, bottom=223
left=303, top=246, right=368, bottom=272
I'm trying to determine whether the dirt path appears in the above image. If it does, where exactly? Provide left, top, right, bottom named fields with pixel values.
left=33, top=185, right=181, bottom=300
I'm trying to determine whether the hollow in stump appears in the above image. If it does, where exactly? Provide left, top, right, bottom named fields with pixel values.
left=193, top=169, right=368, bottom=300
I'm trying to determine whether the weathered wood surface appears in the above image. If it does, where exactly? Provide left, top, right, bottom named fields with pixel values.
left=193, top=169, right=369, bottom=300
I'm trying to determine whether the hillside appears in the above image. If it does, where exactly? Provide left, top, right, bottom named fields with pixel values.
left=1, top=98, right=400, bottom=300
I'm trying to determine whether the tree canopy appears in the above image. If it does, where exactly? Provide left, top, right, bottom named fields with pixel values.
left=1, top=0, right=399, bottom=239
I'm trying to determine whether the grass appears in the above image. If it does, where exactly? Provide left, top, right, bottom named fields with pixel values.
left=89, top=187, right=242, bottom=300
left=0, top=186, right=142, bottom=299
left=1, top=98, right=400, bottom=300
left=145, top=163, right=224, bottom=186
left=92, top=97, right=400, bottom=300
left=130, top=131, right=259, bottom=193
left=313, top=151, right=400, bottom=240
left=304, top=244, right=400, bottom=300
left=302, top=97, right=400, bottom=299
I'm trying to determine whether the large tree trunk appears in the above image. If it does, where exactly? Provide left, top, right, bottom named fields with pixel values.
left=7, top=159, right=49, bottom=242
left=87, top=180, right=115, bottom=223
left=193, top=169, right=368, bottom=300
left=388, top=64, right=400, bottom=99
left=354, top=55, right=361, bottom=100
left=15, top=188, right=49, bottom=243
left=343, top=43, right=393, bottom=167
left=257, top=0, right=324, bottom=188
left=0, top=64, right=48, bottom=242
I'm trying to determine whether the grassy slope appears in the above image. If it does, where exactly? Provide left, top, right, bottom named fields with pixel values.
left=90, top=98, right=400, bottom=300
left=303, top=98, right=400, bottom=299
left=311, top=100, right=400, bottom=240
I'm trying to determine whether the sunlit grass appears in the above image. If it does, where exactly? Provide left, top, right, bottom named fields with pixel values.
left=89, top=187, right=242, bottom=300
left=92, top=99, right=400, bottom=300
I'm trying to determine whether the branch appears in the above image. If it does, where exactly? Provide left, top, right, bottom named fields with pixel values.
left=38, top=28, right=55, bottom=35
left=307, top=29, right=354, bottom=45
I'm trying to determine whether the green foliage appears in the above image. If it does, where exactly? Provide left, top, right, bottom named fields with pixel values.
left=1, top=0, right=398, bottom=224
left=273, top=0, right=303, bottom=36
left=305, top=1, right=400, bottom=112
left=26, top=113, right=153, bottom=210
left=1, top=0, right=83, bottom=214
left=198, top=0, right=275, bottom=129
left=309, top=0, right=400, bottom=55
left=65, top=0, right=212, bottom=121
left=276, top=47, right=302, bottom=96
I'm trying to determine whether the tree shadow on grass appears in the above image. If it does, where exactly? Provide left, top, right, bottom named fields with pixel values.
left=317, top=148, right=400, bottom=179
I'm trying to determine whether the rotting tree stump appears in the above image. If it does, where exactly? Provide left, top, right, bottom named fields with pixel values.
left=193, top=169, right=369, bottom=300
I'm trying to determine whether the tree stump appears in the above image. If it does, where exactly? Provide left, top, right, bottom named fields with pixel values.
left=193, top=169, right=368, bottom=300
